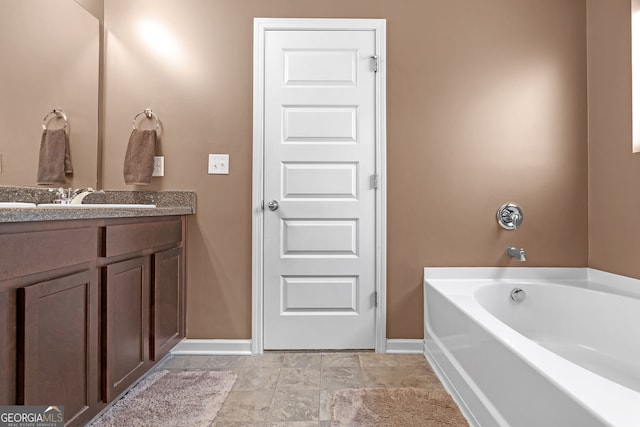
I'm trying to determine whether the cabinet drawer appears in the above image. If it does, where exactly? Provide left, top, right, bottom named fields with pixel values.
left=104, top=218, right=181, bottom=257
left=0, top=227, right=99, bottom=281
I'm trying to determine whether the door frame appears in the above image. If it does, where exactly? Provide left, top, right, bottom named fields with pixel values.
left=252, top=18, right=387, bottom=354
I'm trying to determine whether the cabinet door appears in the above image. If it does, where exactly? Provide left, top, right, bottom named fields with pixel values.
left=104, top=256, right=150, bottom=402
left=0, top=288, right=15, bottom=405
left=20, top=270, right=99, bottom=427
left=151, top=248, right=183, bottom=361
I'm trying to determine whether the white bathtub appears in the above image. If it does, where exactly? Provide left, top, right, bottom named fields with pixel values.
left=423, top=268, right=640, bottom=427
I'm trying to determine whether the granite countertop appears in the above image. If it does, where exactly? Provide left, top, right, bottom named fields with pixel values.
left=0, top=186, right=196, bottom=223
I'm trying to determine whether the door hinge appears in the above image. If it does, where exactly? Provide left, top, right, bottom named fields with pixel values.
left=261, top=200, right=264, bottom=210
left=374, top=291, right=379, bottom=307
left=370, top=55, right=378, bottom=73
left=371, top=174, right=379, bottom=189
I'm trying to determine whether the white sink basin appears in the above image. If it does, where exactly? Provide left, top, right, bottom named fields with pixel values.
left=0, top=202, right=37, bottom=208
left=37, top=203, right=157, bottom=209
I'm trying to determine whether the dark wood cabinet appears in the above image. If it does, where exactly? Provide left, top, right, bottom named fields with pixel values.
left=0, top=288, right=15, bottom=405
left=104, top=256, right=151, bottom=402
left=18, top=270, right=99, bottom=427
left=0, top=215, right=186, bottom=425
left=151, top=247, right=183, bottom=361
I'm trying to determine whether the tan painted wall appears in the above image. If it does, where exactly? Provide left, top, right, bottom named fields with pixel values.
left=587, top=0, right=640, bottom=279
left=74, top=0, right=103, bottom=22
left=103, top=0, right=588, bottom=340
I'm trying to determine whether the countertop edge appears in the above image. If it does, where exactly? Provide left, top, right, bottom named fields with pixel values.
left=0, top=206, right=194, bottom=223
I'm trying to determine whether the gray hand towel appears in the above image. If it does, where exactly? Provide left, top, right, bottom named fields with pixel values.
left=37, top=128, right=73, bottom=185
left=123, top=129, right=156, bottom=185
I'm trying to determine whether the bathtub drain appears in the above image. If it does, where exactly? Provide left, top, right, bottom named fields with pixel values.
left=510, top=288, right=526, bottom=303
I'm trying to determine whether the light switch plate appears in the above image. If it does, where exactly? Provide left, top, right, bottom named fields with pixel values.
left=208, top=154, right=229, bottom=174
left=152, top=156, right=164, bottom=177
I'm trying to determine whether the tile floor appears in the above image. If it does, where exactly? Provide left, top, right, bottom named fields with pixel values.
left=156, top=352, right=446, bottom=426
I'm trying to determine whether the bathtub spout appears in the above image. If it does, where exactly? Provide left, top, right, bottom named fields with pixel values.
left=506, top=247, right=526, bottom=261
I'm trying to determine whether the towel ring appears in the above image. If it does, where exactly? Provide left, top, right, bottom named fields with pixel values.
left=132, top=108, right=160, bottom=131
left=42, top=109, right=68, bottom=131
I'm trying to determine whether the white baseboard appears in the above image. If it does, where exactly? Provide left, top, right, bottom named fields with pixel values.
left=171, top=338, right=422, bottom=355
left=385, top=338, right=424, bottom=354
left=171, top=339, right=253, bottom=355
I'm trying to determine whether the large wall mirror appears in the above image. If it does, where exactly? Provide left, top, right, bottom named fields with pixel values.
left=0, top=0, right=101, bottom=189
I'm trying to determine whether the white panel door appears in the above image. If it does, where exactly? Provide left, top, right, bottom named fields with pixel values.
left=263, top=30, right=377, bottom=349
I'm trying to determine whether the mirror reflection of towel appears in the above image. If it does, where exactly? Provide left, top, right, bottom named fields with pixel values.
left=123, top=129, right=156, bottom=185
left=36, top=128, right=72, bottom=185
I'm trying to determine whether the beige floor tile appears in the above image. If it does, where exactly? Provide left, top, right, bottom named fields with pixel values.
left=318, top=390, right=333, bottom=422
left=205, top=355, right=249, bottom=370
left=320, top=367, right=364, bottom=392
left=320, top=353, right=360, bottom=368
left=244, top=353, right=285, bottom=368
left=277, top=368, right=321, bottom=390
left=234, top=367, right=281, bottom=391
left=395, top=353, right=431, bottom=367
left=268, top=390, right=320, bottom=422
left=216, top=390, right=274, bottom=422
left=358, top=353, right=399, bottom=367
left=161, top=353, right=451, bottom=427
left=361, top=366, right=443, bottom=389
left=283, top=353, right=322, bottom=369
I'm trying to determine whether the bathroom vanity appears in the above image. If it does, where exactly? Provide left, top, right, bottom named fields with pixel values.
left=0, top=193, right=194, bottom=426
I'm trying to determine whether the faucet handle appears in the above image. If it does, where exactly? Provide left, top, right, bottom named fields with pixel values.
left=510, top=211, right=521, bottom=230
left=48, top=187, right=69, bottom=204
left=497, top=203, right=524, bottom=230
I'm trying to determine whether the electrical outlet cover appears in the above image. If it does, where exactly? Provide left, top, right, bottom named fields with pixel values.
left=208, top=154, right=229, bottom=174
left=152, top=156, right=164, bottom=177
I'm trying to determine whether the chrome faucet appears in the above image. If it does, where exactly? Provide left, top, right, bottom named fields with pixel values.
left=49, top=187, right=97, bottom=204
left=506, top=247, right=526, bottom=262
left=69, top=188, right=96, bottom=204
left=50, top=187, right=75, bottom=204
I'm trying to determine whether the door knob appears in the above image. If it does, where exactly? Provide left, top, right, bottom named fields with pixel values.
left=267, top=200, right=279, bottom=211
